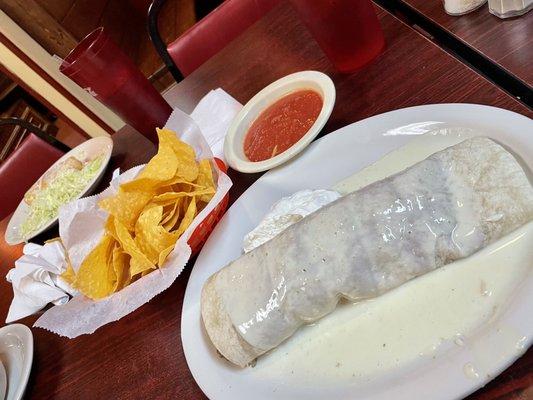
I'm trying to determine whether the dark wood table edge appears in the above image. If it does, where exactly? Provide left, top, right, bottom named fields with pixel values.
left=374, top=0, right=533, bottom=109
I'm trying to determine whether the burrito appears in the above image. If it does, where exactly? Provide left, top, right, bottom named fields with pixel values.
left=201, top=137, right=533, bottom=367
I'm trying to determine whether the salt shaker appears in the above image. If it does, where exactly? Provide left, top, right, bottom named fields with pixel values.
left=488, top=0, right=533, bottom=17
left=443, top=0, right=487, bottom=15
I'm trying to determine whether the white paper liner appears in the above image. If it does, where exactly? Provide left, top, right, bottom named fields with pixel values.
left=190, top=88, right=242, bottom=161
left=34, top=108, right=232, bottom=337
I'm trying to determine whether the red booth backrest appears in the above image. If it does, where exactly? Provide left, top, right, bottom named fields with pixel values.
left=0, top=133, right=64, bottom=220
left=167, top=0, right=282, bottom=76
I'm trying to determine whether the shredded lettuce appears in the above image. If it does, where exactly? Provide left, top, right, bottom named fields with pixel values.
left=20, top=155, right=104, bottom=237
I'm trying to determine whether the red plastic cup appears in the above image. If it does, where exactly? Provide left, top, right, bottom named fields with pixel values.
left=290, top=0, right=386, bottom=73
left=60, top=28, right=172, bottom=142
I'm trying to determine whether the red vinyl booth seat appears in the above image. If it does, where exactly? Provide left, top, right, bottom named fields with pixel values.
left=167, top=0, right=282, bottom=76
left=0, top=133, right=64, bottom=220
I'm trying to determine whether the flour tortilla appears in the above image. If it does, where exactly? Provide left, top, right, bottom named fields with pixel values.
left=201, top=137, right=533, bottom=367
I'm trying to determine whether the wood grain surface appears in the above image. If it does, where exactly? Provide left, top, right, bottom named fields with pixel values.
left=0, top=2, right=531, bottom=399
left=400, top=0, right=533, bottom=88
left=163, top=6, right=531, bottom=126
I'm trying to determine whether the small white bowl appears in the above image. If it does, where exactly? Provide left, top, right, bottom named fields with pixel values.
left=0, top=324, right=33, bottom=400
left=224, top=71, right=335, bottom=173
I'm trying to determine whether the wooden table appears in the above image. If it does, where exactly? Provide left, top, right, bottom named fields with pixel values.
left=0, top=1, right=531, bottom=399
left=398, top=0, right=533, bottom=87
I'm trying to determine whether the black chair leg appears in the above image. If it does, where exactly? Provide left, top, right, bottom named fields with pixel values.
left=148, top=0, right=185, bottom=84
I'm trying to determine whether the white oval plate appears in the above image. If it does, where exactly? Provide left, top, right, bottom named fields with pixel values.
left=5, top=136, right=113, bottom=245
left=224, top=71, right=335, bottom=173
left=0, top=324, right=33, bottom=400
left=182, top=104, right=533, bottom=400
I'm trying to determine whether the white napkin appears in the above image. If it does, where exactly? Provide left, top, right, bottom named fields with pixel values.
left=190, top=88, right=242, bottom=162
left=5, top=241, right=77, bottom=323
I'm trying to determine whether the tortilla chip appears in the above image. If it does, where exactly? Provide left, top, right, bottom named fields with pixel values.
left=114, top=217, right=155, bottom=276
left=74, top=234, right=116, bottom=300
left=195, top=159, right=216, bottom=203
left=99, top=189, right=153, bottom=231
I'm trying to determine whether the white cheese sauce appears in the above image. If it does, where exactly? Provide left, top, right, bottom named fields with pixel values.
left=244, top=129, right=532, bottom=386
left=255, top=224, right=531, bottom=384
left=243, top=190, right=341, bottom=253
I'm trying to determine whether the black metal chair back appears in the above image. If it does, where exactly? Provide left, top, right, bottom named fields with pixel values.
left=0, top=117, right=71, bottom=153
left=148, top=0, right=185, bottom=83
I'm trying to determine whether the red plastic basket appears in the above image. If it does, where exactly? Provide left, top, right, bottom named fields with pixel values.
left=188, top=158, right=229, bottom=255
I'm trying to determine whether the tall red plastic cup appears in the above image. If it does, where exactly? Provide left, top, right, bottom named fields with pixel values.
left=290, top=0, right=385, bottom=73
left=60, top=28, right=172, bottom=142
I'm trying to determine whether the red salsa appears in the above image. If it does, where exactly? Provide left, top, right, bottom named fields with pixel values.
left=243, top=90, right=323, bottom=162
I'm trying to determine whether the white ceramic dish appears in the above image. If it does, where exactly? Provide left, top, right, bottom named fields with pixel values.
left=182, top=104, right=533, bottom=400
left=5, top=136, right=113, bottom=245
left=0, top=324, right=33, bottom=400
left=0, top=360, right=6, bottom=400
left=224, top=70, right=335, bottom=173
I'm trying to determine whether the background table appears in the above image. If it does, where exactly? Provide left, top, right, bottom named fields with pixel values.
left=377, top=0, right=533, bottom=107
left=1, top=1, right=531, bottom=399
left=398, top=0, right=533, bottom=88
